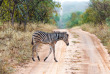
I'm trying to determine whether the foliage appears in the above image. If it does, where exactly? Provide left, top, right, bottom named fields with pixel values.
left=62, top=14, right=71, bottom=24
left=106, top=17, right=110, bottom=26
left=66, top=12, right=83, bottom=28
left=52, top=13, right=60, bottom=25
left=81, top=0, right=110, bottom=25
left=0, top=0, right=60, bottom=30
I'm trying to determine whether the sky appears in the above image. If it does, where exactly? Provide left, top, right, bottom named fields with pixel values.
left=54, top=0, right=90, bottom=2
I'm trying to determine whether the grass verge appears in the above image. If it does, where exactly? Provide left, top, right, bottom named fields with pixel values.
left=0, top=23, right=57, bottom=74
left=81, top=24, right=110, bottom=53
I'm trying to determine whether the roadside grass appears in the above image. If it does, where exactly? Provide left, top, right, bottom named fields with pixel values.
left=72, top=41, right=80, bottom=44
left=73, top=33, right=79, bottom=38
left=0, top=23, right=57, bottom=74
left=81, top=24, right=110, bottom=53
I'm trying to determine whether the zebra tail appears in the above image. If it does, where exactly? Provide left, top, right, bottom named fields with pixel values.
left=31, top=37, right=34, bottom=45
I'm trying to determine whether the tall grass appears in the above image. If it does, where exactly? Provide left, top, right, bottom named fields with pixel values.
left=0, top=23, right=57, bottom=74
left=81, top=24, right=110, bottom=53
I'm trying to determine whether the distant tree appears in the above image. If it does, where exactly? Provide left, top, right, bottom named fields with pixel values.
left=81, top=7, right=98, bottom=24
left=66, top=11, right=82, bottom=27
left=81, top=0, right=110, bottom=25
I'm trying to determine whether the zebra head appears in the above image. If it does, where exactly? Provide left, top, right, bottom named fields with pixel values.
left=61, top=32, right=69, bottom=46
left=54, top=31, right=69, bottom=46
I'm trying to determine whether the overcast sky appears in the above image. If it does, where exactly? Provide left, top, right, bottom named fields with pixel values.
left=54, top=0, right=90, bottom=2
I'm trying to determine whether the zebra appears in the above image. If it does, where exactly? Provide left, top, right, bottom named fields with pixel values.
left=31, top=31, right=69, bottom=62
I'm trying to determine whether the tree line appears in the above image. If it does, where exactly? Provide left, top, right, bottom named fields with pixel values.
left=66, top=0, right=110, bottom=27
left=0, top=0, right=60, bottom=30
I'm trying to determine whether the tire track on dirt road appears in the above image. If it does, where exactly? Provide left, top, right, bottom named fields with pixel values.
left=72, top=29, right=110, bottom=74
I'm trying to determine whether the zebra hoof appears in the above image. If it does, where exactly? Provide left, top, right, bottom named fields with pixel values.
left=54, top=58, right=58, bottom=62
left=55, top=60, right=58, bottom=62
left=37, top=56, right=40, bottom=61
left=32, top=57, right=35, bottom=61
left=44, top=57, right=48, bottom=61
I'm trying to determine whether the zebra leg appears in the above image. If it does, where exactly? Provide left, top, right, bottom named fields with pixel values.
left=32, top=44, right=36, bottom=61
left=52, top=44, right=58, bottom=62
left=44, top=45, right=52, bottom=61
left=36, top=44, right=40, bottom=61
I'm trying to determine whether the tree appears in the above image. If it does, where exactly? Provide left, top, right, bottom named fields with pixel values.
left=82, top=0, right=110, bottom=25
left=66, top=11, right=82, bottom=27
left=0, top=0, right=60, bottom=30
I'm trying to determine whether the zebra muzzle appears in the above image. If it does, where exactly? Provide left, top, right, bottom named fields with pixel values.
left=67, top=43, right=69, bottom=46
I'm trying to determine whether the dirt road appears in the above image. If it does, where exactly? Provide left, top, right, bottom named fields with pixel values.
left=15, top=29, right=110, bottom=74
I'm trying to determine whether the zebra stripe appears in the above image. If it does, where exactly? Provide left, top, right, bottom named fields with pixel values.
left=31, top=31, right=69, bottom=62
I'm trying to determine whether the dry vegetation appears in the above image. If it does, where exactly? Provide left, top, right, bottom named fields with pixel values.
left=0, top=23, right=57, bottom=74
left=81, top=24, right=110, bottom=53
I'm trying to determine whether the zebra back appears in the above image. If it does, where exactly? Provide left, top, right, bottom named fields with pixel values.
left=32, top=31, right=69, bottom=45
